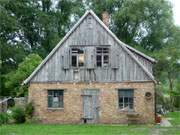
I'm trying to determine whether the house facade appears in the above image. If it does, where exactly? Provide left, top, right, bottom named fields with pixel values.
left=24, top=10, right=156, bottom=124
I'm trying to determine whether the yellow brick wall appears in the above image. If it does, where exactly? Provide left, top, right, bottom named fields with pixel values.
left=28, top=82, right=155, bottom=124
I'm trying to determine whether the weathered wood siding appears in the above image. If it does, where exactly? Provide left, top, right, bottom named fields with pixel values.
left=31, top=14, right=152, bottom=83
left=130, top=51, right=153, bottom=74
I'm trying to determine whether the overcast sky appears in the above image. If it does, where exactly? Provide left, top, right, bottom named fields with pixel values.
left=170, top=0, right=180, bottom=26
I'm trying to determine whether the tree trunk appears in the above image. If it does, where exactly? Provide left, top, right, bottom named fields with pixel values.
left=168, top=72, right=174, bottom=111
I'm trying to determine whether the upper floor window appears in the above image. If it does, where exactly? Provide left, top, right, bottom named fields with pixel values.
left=71, top=48, right=85, bottom=67
left=48, top=90, right=64, bottom=108
left=96, top=47, right=109, bottom=67
left=118, top=89, right=134, bottom=110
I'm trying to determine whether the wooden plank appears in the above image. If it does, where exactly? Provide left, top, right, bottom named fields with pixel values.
left=30, top=10, right=152, bottom=83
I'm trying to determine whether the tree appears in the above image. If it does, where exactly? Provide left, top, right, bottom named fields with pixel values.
left=4, top=54, right=42, bottom=96
left=154, top=26, right=180, bottom=110
left=0, top=0, right=85, bottom=57
left=88, top=0, right=173, bottom=51
left=0, top=0, right=84, bottom=96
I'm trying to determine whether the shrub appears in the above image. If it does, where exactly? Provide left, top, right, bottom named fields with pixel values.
left=25, top=102, right=34, bottom=118
left=11, top=106, right=25, bottom=123
left=0, top=112, right=9, bottom=124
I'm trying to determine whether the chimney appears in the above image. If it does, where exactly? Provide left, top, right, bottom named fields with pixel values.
left=102, top=11, right=109, bottom=27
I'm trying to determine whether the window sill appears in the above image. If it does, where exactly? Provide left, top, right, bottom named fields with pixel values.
left=47, top=108, right=64, bottom=110
left=118, top=109, right=135, bottom=113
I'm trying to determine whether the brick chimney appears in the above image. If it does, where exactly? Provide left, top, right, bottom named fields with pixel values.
left=102, top=11, right=109, bottom=27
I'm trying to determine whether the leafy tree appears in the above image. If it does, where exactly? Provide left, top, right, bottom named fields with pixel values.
left=0, top=0, right=84, bottom=57
left=0, top=0, right=84, bottom=96
left=88, top=0, right=173, bottom=51
left=154, top=26, right=180, bottom=110
left=4, top=54, right=42, bottom=96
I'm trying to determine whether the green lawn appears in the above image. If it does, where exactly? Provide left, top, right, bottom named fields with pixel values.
left=1, top=112, right=180, bottom=135
left=1, top=124, right=180, bottom=135
left=165, top=111, right=180, bottom=126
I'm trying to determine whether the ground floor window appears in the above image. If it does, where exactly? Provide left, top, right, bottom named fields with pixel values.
left=118, top=89, right=134, bottom=110
left=48, top=90, right=64, bottom=108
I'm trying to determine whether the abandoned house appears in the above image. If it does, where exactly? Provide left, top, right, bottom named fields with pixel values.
left=23, top=10, right=156, bottom=124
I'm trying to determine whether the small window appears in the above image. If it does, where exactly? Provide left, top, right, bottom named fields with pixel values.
left=48, top=90, right=64, bottom=108
left=96, top=47, right=109, bottom=67
left=118, top=89, right=134, bottom=110
left=71, top=48, right=85, bottom=67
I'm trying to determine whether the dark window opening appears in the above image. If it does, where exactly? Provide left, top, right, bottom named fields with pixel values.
left=71, top=48, right=85, bottom=67
left=96, top=47, right=109, bottom=67
left=96, top=55, right=102, bottom=67
left=72, top=55, right=77, bottom=67
left=48, top=90, right=64, bottom=108
left=118, top=89, right=134, bottom=110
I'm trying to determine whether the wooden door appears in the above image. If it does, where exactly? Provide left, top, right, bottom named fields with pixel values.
left=82, top=89, right=99, bottom=123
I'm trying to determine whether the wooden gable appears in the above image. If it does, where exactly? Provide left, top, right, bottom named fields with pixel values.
left=23, top=10, right=155, bottom=84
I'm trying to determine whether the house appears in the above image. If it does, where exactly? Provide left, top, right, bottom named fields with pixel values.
left=23, top=10, right=156, bottom=124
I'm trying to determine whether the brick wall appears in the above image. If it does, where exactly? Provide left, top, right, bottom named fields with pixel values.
left=28, top=82, right=155, bottom=124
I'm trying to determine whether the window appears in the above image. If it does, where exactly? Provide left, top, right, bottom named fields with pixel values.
left=71, top=48, right=85, bottom=67
left=118, top=89, right=134, bottom=110
left=96, top=47, right=109, bottom=67
left=48, top=90, right=64, bottom=108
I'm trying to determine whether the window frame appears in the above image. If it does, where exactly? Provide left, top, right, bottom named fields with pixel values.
left=96, top=47, right=110, bottom=68
left=71, top=47, right=85, bottom=68
left=118, top=89, right=134, bottom=111
left=47, top=89, right=64, bottom=109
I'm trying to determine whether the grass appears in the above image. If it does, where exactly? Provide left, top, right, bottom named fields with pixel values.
left=0, top=112, right=179, bottom=135
left=1, top=124, right=180, bottom=135
left=0, top=124, right=151, bottom=135
left=165, top=111, right=180, bottom=126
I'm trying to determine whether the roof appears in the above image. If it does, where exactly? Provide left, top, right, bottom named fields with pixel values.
left=23, top=10, right=156, bottom=84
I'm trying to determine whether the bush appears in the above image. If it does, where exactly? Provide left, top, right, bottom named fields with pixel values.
left=11, top=106, right=25, bottom=123
left=0, top=112, right=9, bottom=124
left=25, top=102, right=34, bottom=118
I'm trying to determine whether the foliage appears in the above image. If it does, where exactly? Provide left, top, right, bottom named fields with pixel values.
left=11, top=106, right=25, bottom=124
left=0, top=112, right=9, bottom=125
left=154, top=26, right=180, bottom=110
left=25, top=102, right=34, bottom=119
left=4, top=54, right=42, bottom=96
left=155, top=84, right=171, bottom=111
left=0, top=0, right=84, bottom=96
left=88, top=0, right=173, bottom=51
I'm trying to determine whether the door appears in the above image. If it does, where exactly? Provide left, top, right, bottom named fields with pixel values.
left=82, top=89, right=99, bottom=123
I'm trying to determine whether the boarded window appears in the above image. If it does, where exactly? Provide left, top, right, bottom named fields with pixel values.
left=111, top=48, right=119, bottom=69
left=48, top=90, right=64, bottom=108
left=62, top=48, right=70, bottom=69
left=85, top=47, right=95, bottom=69
left=71, top=48, right=85, bottom=67
left=96, top=47, right=109, bottom=67
left=118, top=89, right=134, bottom=110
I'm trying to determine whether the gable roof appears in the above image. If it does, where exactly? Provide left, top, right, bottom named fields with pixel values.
left=23, top=10, right=156, bottom=84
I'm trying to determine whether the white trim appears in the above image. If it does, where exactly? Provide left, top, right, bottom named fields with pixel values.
left=23, top=10, right=156, bottom=84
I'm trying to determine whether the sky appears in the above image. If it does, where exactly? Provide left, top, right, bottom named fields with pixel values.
left=170, top=0, right=180, bottom=26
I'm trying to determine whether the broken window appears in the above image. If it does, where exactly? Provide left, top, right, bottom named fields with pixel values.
left=71, top=48, right=85, bottom=67
left=48, top=90, right=64, bottom=108
left=118, top=89, right=134, bottom=110
left=96, top=47, right=109, bottom=67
